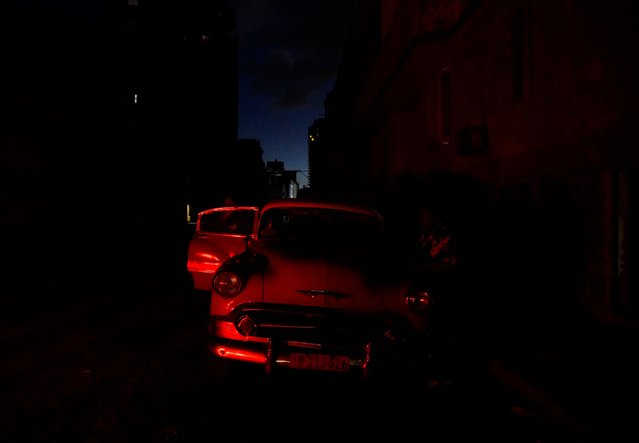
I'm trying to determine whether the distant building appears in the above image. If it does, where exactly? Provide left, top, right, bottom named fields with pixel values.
left=307, top=117, right=329, bottom=195
left=266, top=160, right=299, bottom=199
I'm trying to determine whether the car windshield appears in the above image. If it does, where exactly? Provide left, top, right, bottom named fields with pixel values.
left=199, top=209, right=255, bottom=235
left=257, top=207, right=386, bottom=247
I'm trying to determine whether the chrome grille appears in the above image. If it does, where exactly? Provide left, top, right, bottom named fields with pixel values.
left=234, top=304, right=391, bottom=348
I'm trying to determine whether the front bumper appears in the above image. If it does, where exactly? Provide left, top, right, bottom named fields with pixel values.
left=210, top=336, right=372, bottom=376
left=209, top=309, right=432, bottom=378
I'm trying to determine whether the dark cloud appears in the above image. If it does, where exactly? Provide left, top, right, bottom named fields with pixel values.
left=229, top=0, right=353, bottom=109
left=244, top=47, right=336, bottom=107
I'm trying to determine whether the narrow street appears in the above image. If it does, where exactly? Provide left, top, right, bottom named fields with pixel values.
left=2, top=272, right=556, bottom=443
left=3, top=228, right=631, bottom=443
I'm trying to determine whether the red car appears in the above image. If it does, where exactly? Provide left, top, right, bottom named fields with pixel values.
left=198, top=199, right=437, bottom=379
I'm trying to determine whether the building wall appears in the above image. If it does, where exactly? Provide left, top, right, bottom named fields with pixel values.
left=324, top=0, right=639, bottom=319
left=1, top=0, right=240, bottom=275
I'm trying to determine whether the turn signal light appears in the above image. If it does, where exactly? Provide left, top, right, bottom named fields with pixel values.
left=236, top=315, right=257, bottom=336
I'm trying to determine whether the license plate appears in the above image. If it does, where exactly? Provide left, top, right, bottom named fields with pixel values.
left=289, top=353, right=350, bottom=372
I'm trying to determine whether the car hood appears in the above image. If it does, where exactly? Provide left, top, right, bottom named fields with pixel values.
left=250, top=239, right=410, bottom=312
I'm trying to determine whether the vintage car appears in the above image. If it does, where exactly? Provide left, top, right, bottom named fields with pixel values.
left=187, top=206, right=259, bottom=291
left=203, top=199, right=440, bottom=380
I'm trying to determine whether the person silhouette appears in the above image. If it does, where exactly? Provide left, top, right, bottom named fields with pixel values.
left=415, top=206, right=457, bottom=269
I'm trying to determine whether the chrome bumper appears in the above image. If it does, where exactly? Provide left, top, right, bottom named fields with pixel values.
left=210, top=339, right=373, bottom=377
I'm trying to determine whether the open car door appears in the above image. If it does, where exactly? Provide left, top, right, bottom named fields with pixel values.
left=187, top=206, right=259, bottom=291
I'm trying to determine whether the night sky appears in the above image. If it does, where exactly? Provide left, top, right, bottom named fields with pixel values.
left=229, top=0, right=354, bottom=187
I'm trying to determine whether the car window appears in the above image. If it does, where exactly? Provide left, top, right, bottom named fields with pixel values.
left=199, top=209, right=255, bottom=235
left=258, top=208, right=385, bottom=246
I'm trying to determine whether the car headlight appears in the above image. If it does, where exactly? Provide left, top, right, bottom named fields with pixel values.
left=404, top=289, right=431, bottom=310
left=212, top=270, right=243, bottom=297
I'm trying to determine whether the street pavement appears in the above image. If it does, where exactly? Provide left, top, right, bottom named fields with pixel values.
left=483, top=308, right=639, bottom=443
left=0, top=283, right=542, bottom=443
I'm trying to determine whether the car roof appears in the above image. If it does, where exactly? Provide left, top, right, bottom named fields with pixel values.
left=260, top=199, right=383, bottom=221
